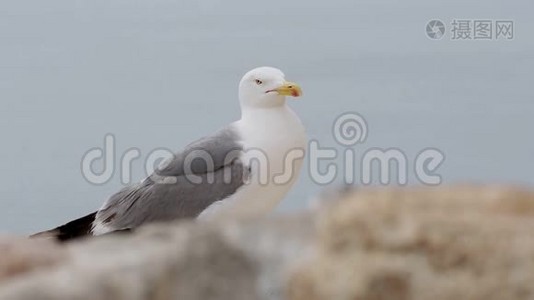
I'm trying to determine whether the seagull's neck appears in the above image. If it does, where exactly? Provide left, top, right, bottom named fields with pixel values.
left=236, top=103, right=306, bottom=153
left=240, top=104, right=292, bottom=123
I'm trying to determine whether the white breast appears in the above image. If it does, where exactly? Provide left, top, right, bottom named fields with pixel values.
left=198, top=105, right=307, bottom=220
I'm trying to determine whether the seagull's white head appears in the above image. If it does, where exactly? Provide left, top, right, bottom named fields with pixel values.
left=238, top=66, right=302, bottom=109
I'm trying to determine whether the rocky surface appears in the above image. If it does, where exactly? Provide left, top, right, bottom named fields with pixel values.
left=0, top=186, right=533, bottom=300
left=0, top=236, right=68, bottom=282
left=288, top=186, right=534, bottom=300
left=0, top=225, right=260, bottom=300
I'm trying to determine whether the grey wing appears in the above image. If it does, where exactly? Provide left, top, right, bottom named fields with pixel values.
left=155, top=125, right=243, bottom=177
left=95, top=126, right=248, bottom=231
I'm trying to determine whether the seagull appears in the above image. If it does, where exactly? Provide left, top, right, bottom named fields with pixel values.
left=32, top=66, right=307, bottom=241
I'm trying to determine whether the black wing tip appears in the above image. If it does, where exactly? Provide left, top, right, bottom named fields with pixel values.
left=30, top=212, right=97, bottom=242
left=29, top=228, right=61, bottom=240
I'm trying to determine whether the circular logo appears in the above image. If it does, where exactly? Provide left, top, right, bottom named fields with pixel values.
left=333, top=113, right=368, bottom=146
left=426, top=20, right=445, bottom=40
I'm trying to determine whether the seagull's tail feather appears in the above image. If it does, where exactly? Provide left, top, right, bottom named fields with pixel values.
left=30, top=212, right=97, bottom=242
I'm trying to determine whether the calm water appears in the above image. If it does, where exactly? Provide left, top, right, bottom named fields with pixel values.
left=1, top=0, right=533, bottom=234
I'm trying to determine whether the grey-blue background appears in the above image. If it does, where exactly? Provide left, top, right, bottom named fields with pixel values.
left=1, top=0, right=533, bottom=234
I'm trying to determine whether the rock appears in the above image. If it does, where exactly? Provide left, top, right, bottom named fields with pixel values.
left=287, top=186, right=534, bottom=300
left=218, top=214, right=317, bottom=300
left=2, top=186, right=534, bottom=300
left=0, top=236, right=67, bottom=282
left=0, top=224, right=259, bottom=300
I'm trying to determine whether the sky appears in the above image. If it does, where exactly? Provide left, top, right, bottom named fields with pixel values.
left=0, top=0, right=533, bottom=233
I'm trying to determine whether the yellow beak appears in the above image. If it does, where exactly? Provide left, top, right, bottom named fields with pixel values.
left=273, top=81, right=302, bottom=97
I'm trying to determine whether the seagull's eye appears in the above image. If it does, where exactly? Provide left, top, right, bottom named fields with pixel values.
left=255, top=79, right=263, bottom=85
